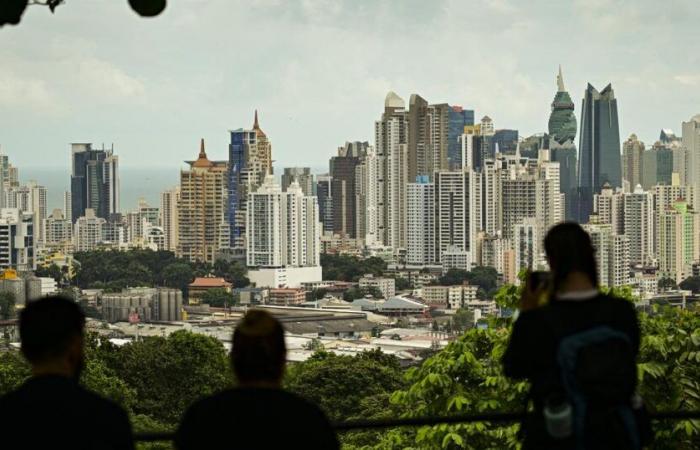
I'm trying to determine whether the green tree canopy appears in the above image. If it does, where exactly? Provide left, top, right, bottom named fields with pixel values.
left=200, top=288, right=234, bottom=307
left=679, top=276, right=700, bottom=293
left=0, top=291, right=16, bottom=321
left=321, top=254, right=387, bottom=282
left=285, top=349, right=405, bottom=423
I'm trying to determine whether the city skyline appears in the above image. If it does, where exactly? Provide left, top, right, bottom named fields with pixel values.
left=1, top=0, right=699, bottom=170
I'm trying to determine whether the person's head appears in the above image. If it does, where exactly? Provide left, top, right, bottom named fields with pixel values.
left=232, top=309, right=286, bottom=387
left=544, top=222, right=598, bottom=291
left=19, top=296, right=86, bottom=379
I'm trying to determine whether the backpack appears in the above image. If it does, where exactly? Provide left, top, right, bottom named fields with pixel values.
left=548, top=301, right=645, bottom=450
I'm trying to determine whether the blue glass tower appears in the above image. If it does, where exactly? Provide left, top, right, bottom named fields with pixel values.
left=228, top=128, right=251, bottom=249
left=577, top=83, right=622, bottom=223
left=448, top=105, right=474, bottom=169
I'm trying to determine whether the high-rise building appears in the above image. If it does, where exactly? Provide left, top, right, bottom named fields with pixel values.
left=682, top=115, right=700, bottom=211
left=0, top=208, right=34, bottom=271
left=44, top=209, right=72, bottom=246
left=492, top=129, right=519, bottom=155
left=622, top=134, right=645, bottom=190
left=281, top=167, right=314, bottom=196
left=653, top=179, right=695, bottom=255
left=642, top=141, right=674, bottom=189
left=160, top=187, right=180, bottom=253
left=447, top=105, right=475, bottom=169
left=228, top=111, right=273, bottom=250
left=657, top=200, right=699, bottom=284
left=178, top=139, right=228, bottom=264
left=246, top=176, right=320, bottom=268
left=73, top=208, right=106, bottom=252
left=329, top=142, right=368, bottom=239
left=315, top=175, right=333, bottom=233
left=407, top=96, right=449, bottom=180
left=513, top=218, right=541, bottom=273
left=375, top=92, right=409, bottom=249
left=593, top=183, right=624, bottom=233
left=583, top=219, right=629, bottom=287
left=435, top=170, right=481, bottom=268
left=70, top=143, right=119, bottom=223
left=63, top=191, right=72, bottom=226
left=624, top=185, right=654, bottom=265
left=5, top=181, right=47, bottom=244
left=577, top=83, right=622, bottom=223
left=354, top=147, right=380, bottom=246
left=406, top=176, right=436, bottom=266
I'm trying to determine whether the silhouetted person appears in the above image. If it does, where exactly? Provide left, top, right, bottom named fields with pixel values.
left=503, top=222, right=649, bottom=449
left=175, top=309, right=339, bottom=450
left=0, top=296, right=134, bottom=450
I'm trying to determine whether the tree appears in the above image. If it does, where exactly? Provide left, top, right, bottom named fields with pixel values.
left=161, top=262, right=194, bottom=297
left=104, top=331, right=230, bottom=424
left=466, top=266, right=499, bottom=294
left=213, top=259, right=250, bottom=288
left=437, top=268, right=470, bottom=286
left=343, top=286, right=383, bottom=301
left=658, top=277, right=678, bottom=291
left=394, top=276, right=412, bottom=291
left=285, top=350, right=404, bottom=423
left=679, top=276, right=700, bottom=293
left=320, top=254, right=387, bottom=282
left=34, top=263, right=64, bottom=285
left=0, top=291, right=16, bottom=320
left=0, top=351, right=30, bottom=395
left=200, top=288, right=234, bottom=307
left=452, top=308, right=475, bottom=332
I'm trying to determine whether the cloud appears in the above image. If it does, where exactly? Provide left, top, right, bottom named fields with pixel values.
left=674, top=74, right=700, bottom=86
left=0, top=71, right=64, bottom=115
left=77, top=58, right=146, bottom=99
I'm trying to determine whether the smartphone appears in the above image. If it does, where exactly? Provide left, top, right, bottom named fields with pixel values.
left=528, top=271, right=551, bottom=291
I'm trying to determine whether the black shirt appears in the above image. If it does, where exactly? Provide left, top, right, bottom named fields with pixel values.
left=502, top=294, right=640, bottom=407
left=175, top=387, right=339, bottom=450
left=0, top=375, right=134, bottom=450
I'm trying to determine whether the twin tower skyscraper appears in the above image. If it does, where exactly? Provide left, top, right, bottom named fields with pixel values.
left=548, top=67, right=622, bottom=223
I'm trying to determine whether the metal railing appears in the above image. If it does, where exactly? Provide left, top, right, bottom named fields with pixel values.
left=134, top=410, right=700, bottom=442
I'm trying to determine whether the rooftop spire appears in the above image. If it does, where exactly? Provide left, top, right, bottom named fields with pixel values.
left=199, top=138, right=206, bottom=158
left=253, top=109, right=259, bottom=129
left=557, top=65, right=565, bottom=92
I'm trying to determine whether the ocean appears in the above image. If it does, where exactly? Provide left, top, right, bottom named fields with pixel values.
left=21, top=167, right=181, bottom=212
left=20, top=164, right=330, bottom=213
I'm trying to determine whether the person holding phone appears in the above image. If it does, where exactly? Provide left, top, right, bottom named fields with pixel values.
left=502, top=222, right=649, bottom=449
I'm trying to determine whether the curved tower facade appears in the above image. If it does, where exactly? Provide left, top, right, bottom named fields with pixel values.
left=548, top=67, right=578, bottom=220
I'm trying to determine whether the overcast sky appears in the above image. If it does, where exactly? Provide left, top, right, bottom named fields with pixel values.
left=2, top=0, right=699, bottom=171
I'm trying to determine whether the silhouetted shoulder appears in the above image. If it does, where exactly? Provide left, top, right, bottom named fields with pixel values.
left=177, top=388, right=338, bottom=450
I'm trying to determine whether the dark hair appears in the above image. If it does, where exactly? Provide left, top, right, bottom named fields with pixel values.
left=232, top=309, right=286, bottom=383
left=544, top=222, right=599, bottom=291
left=20, top=296, right=85, bottom=364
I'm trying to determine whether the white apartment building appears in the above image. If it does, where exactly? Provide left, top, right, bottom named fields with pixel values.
left=246, top=176, right=320, bottom=269
left=43, top=209, right=72, bottom=245
left=359, top=274, right=396, bottom=299
left=74, top=208, right=106, bottom=252
left=513, top=218, right=541, bottom=274
left=657, top=201, right=699, bottom=284
left=355, top=147, right=380, bottom=246
left=0, top=208, right=34, bottom=271
left=624, top=186, right=654, bottom=265
left=435, top=170, right=481, bottom=268
left=583, top=221, right=630, bottom=287
left=406, top=177, right=436, bottom=266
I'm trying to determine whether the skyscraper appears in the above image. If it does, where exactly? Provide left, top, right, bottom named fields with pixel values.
left=354, top=147, right=380, bottom=246
left=548, top=66, right=578, bottom=220
left=70, top=143, right=119, bottom=223
left=622, top=134, right=645, bottom=190
left=246, top=175, right=320, bottom=268
left=160, top=187, right=180, bottom=253
left=375, top=92, right=409, bottom=249
left=657, top=200, right=699, bottom=284
left=406, top=176, right=436, bottom=266
left=178, top=139, right=228, bottom=264
left=329, top=141, right=368, bottom=239
left=447, top=105, right=475, bottom=169
left=315, top=175, right=333, bottom=233
left=577, top=83, right=622, bottom=223
left=281, top=167, right=314, bottom=196
left=228, top=111, right=272, bottom=251
left=682, top=114, right=700, bottom=211
left=435, top=170, right=482, bottom=268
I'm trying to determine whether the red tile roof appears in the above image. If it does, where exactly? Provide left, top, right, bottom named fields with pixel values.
left=188, top=277, right=232, bottom=288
